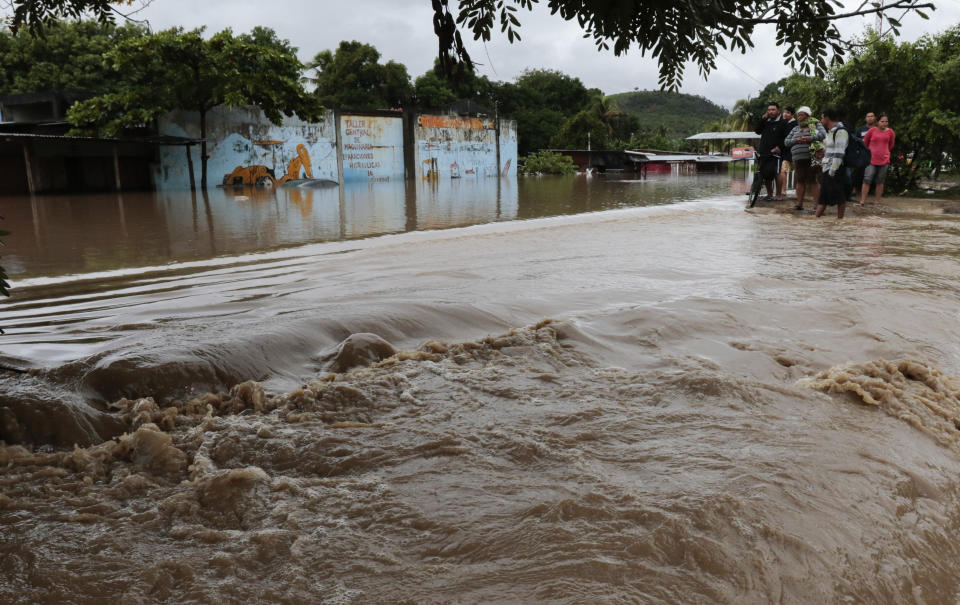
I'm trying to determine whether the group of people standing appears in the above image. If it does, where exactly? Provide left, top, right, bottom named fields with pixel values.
left=753, top=103, right=896, bottom=218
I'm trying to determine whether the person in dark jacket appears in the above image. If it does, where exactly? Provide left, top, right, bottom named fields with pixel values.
left=851, top=111, right=876, bottom=197
left=753, top=102, right=791, bottom=201
left=776, top=107, right=797, bottom=201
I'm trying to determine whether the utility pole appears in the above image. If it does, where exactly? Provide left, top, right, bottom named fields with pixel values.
left=587, top=131, right=592, bottom=172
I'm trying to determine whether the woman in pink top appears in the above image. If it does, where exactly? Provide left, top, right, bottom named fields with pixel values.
left=858, top=114, right=895, bottom=205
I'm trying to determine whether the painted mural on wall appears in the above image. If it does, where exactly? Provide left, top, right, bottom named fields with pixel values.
left=155, top=106, right=338, bottom=191
left=338, top=114, right=405, bottom=182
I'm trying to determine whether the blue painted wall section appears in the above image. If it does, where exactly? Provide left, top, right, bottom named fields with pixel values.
left=498, top=119, right=518, bottom=178
left=338, top=114, right=405, bottom=182
left=155, top=106, right=338, bottom=190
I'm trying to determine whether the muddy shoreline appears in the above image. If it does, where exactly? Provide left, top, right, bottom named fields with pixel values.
left=749, top=195, right=960, bottom=215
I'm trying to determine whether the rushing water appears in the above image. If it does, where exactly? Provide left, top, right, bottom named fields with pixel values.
left=4, top=174, right=960, bottom=603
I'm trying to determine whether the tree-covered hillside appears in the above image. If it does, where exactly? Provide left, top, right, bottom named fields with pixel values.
left=606, top=90, right=728, bottom=137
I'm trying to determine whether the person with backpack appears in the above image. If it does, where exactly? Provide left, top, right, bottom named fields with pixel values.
left=815, top=108, right=849, bottom=218
left=858, top=114, right=895, bottom=206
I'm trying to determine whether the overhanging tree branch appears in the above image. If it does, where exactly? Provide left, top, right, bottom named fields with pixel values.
left=744, top=0, right=933, bottom=24
left=434, top=0, right=936, bottom=90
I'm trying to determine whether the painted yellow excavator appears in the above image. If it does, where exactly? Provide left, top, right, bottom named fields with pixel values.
left=222, top=142, right=313, bottom=187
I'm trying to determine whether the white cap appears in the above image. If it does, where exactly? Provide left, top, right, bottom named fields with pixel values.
left=797, top=106, right=812, bottom=116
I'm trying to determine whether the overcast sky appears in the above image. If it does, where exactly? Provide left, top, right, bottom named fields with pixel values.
left=119, top=0, right=960, bottom=109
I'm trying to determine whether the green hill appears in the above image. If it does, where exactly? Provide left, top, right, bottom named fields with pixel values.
left=607, top=90, right=728, bottom=137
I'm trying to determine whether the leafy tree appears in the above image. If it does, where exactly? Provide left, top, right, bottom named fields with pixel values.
left=518, top=150, right=576, bottom=175
left=494, top=69, right=595, bottom=155
left=305, top=40, right=413, bottom=110
left=496, top=69, right=594, bottom=117
left=428, top=0, right=934, bottom=90
left=67, top=26, right=322, bottom=190
left=11, top=0, right=934, bottom=91
left=605, top=111, right=641, bottom=147
left=549, top=107, right=610, bottom=150
left=510, top=108, right=566, bottom=155
left=412, top=68, right=458, bottom=109
left=412, top=58, right=497, bottom=110
left=0, top=19, right=145, bottom=95
left=628, top=126, right=682, bottom=151
left=548, top=93, right=681, bottom=151
left=828, top=28, right=960, bottom=190
left=6, top=0, right=119, bottom=32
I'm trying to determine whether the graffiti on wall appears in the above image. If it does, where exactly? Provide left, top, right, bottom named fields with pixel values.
left=414, top=114, right=514, bottom=180
left=155, top=107, right=338, bottom=191
left=155, top=107, right=516, bottom=189
left=339, top=115, right=404, bottom=182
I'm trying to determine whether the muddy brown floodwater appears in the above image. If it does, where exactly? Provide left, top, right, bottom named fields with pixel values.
left=4, top=174, right=960, bottom=603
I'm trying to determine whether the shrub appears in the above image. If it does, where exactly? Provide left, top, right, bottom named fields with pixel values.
left=519, top=151, right=577, bottom=175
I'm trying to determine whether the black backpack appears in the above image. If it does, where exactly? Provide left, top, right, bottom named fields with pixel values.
left=840, top=126, right=871, bottom=169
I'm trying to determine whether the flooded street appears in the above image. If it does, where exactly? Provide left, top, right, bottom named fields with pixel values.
left=4, top=174, right=960, bottom=603
left=1, top=175, right=737, bottom=279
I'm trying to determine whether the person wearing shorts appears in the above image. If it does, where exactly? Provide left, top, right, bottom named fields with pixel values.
left=859, top=114, right=895, bottom=206
left=784, top=106, right=826, bottom=210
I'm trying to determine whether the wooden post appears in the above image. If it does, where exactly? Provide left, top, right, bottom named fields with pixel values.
left=22, top=144, right=36, bottom=195
left=402, top=110, right=416, bottom=181
left=113, top=144, right=122, bottom=191
left=185, top=144, right=197, bottom=191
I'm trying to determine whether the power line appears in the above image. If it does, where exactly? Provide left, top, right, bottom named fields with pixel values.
left=717, top=52, right=766, bottom=87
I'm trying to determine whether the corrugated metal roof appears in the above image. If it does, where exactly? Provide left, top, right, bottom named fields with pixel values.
left=0, top=132, right=203, bottom=145
left=686, top=131, right=760, bottom=140
left=695, top=155, right=734, bottom=163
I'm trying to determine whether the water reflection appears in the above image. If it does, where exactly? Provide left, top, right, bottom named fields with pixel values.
left=2, top=174, right=734, bottom=278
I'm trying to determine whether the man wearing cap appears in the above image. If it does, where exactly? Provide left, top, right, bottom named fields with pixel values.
left=785, top=106, right=826, bottom=210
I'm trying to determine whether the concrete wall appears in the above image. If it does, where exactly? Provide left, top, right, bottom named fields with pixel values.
left=156, top=106, right=338, bottom=190
left=498, top=119, right=518, bottom=177
left=338, top=114, right=405, bottom=182
left=153, top=107, right=516, bottom=190
left=414, top=115, right=518, bottom=180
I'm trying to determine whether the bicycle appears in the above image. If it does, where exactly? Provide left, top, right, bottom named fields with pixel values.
left=746, top=153, right=779, bottom=209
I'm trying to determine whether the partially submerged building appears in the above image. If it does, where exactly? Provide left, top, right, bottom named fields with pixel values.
left=0, top=92, right=193, bottom=195
left=546, top=148, right=735, bottom=175
left=0, top=94, right=518, bottom=195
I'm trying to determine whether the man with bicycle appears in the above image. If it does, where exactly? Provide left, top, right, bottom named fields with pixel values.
left=753, top=102, right=791, bottom=201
